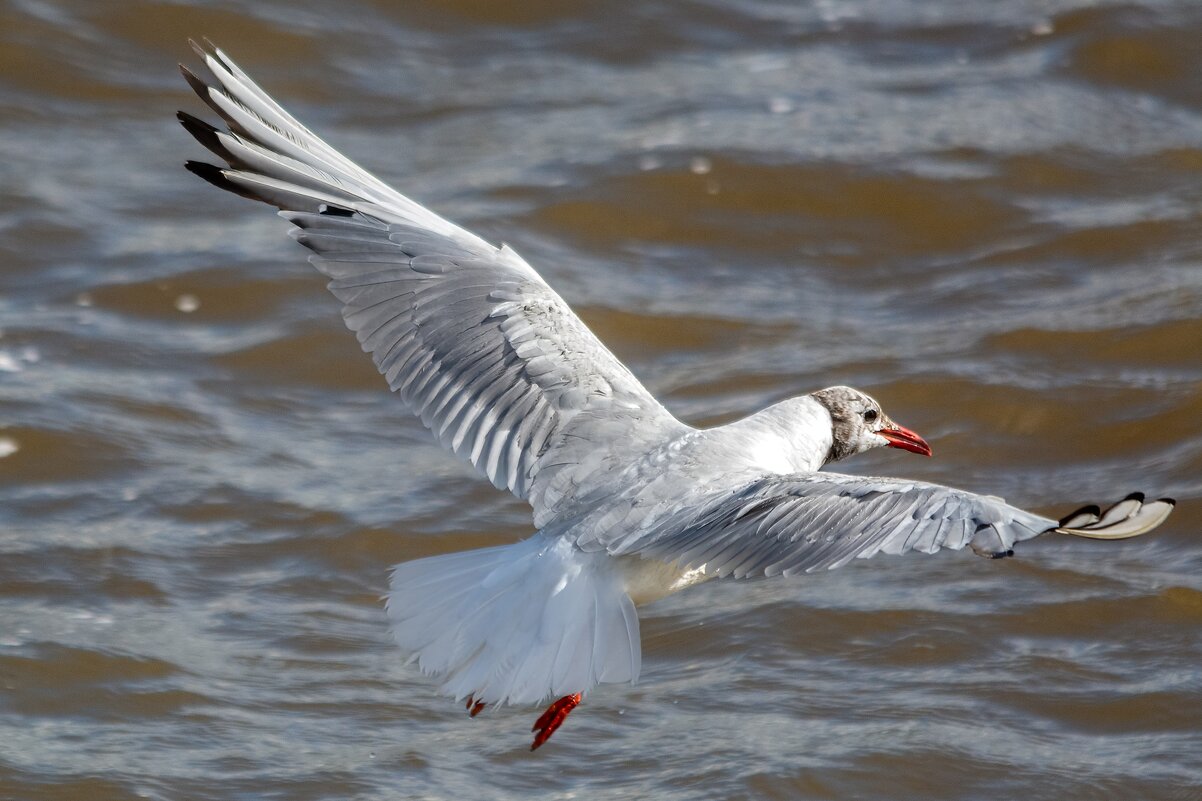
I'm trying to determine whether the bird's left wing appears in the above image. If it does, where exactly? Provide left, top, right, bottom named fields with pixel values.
left=606, top=473, right=1174, bottom=579
left=178, top=41, right=688, bottom=525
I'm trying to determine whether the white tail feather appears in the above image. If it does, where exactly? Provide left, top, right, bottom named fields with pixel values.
left=386, top=536, right=640, bottom=707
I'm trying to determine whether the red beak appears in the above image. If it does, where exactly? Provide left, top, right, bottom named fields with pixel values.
left=881, top=424, right=932, bottom=457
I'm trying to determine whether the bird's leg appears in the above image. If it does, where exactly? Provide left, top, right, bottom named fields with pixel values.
left=465, top=695, right=486, bottom=717
left=530, top=693, right=582, bottom=751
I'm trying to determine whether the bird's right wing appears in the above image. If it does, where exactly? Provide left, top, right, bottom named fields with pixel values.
left=607, top=472, right=1174, bottom=579
left=178, top=41, right=688, bottom=526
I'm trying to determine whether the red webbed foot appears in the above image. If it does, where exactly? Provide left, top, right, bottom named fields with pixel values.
left=465, top=696, right=486, bottom=717
left=530, top=693, right=582, bottom=751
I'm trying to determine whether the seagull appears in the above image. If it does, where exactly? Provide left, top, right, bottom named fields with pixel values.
left=179, top=41, right=1176, bottom=751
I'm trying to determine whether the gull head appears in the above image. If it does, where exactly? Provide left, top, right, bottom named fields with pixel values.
left=811, top=385, right=932, bottom=463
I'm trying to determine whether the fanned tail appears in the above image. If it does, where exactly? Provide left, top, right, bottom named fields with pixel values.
left=385, top=536, right=641, bottom=707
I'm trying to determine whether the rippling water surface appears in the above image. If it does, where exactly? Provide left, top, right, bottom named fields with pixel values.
left=2, top=1, right=1201, bottom=799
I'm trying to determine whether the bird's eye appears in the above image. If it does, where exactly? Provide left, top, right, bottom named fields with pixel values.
left=863, top=409, right=879, bottom=422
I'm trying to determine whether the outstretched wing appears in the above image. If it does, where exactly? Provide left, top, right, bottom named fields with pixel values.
left=611, top=473, right=1174, bottom=579
left=178, top=41, right=687, bottom=525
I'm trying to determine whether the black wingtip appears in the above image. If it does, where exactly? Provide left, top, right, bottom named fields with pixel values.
left=179, top=62, right=250, bottom=139
left=1123, top=491, right=1146, bottom=503
left=184, top=159, right=225, bottom=184
left=176, top=108, right=213, bottom=129
left=193, top=37, right=232, bottom=71
left=177, top=109, right=221, bottom=144
left=184, top=160, right=259, bottom=202
left=179, top=63, right=212, bottom=102
left=1059, top=504, right=1101, bottom=527
left=1161, top=497, right=1177, bottom=507
left=177, top=110, right=239, bottom=167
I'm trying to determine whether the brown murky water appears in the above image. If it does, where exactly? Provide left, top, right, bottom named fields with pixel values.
left=2, top=1, right=1201, bottom=799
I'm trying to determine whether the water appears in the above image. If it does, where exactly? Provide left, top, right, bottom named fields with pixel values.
left=2, top=1, right=1201, bottom=799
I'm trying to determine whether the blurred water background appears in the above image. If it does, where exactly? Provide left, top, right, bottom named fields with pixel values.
left=1, top=1, right=1201, bottom=799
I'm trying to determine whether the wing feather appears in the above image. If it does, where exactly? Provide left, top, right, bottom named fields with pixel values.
left=622, top=473, right=1172, bottom=579
left=180, top=42, right=686, bottom=519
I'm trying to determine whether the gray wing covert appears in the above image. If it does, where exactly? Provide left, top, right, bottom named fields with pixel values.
left=179, top=42, right=685, bottom=522
left=616, top=473, right=1172, bottom=579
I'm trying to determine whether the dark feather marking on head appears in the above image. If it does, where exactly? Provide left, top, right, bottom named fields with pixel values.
left=811, top=387, right=860, bottom=465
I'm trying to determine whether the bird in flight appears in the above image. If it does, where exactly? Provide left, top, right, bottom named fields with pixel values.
left=179, top=40, right=1175, bottom=751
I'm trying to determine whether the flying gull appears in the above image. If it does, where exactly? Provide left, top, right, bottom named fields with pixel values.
left=178, top=41, right=1175, bottom=750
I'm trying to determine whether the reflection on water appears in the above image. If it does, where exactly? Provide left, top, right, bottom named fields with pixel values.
left=1, top=1, right=1200, bottom=799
